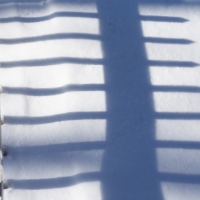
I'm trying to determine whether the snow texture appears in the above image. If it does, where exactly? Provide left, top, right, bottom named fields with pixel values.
left=0, top=0, right=200, bottom=200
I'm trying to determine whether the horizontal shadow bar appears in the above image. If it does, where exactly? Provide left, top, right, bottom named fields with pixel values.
left=9, top=172, right=101, bottom=190
left=0, top=0, right=95, bottom=3
left=156, top=140, right=200, bottom=149
left=144, top=37, right=193, bottom=44
left=0, top=57, right=103, bottom=67
left=0, top=0, right=46, bottom=3
left=155, top=112, right=200, bottom=120
left=159, top=173, right=200, bottom=183
left=5, top=112, right=107, bottom=125
left=10, top=141, right=106, bottom=156
left=148, top=60, right=199, bottom=67
left=0, top=33, right=101, bottom=44
left=1, top=59, right=197, bottom=68
left=10, top=172, right=200, bottom=190
left=0, top=12, right=98, bottom=23
left=139, top=15, right=188, bottom=23
left=152, top=86, right=200, bottom=93
left=3, top=84, right=105, bottom=96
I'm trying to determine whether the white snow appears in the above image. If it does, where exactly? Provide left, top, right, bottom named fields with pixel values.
left=140, top=4, right=200, bottom=200
left=156, top=120, right=200, bottom=141
left=1, top=1, right=200, bottom=200
left=0, top=1, right=105, bottom=200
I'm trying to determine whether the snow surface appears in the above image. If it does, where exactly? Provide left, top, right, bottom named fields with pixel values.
left=0, top=0, right=200, bottom=200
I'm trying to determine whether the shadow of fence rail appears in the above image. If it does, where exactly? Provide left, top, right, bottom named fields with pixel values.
left=1, top=0, right=200, bottom=200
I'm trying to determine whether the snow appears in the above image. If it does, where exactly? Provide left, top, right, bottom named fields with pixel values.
left=0, top=2, right=105, bottom=200
left=0, top=0, right=200, bottom=200
left=140, top=4, right=200, bottom=200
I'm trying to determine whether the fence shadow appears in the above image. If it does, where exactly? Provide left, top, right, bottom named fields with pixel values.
left=2, top=0, right=200, bottom=200
left=96, top=0, right=163, bottom=199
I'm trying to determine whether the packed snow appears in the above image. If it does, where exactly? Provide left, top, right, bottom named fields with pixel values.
left=0, top=0, right=200, bottom=200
